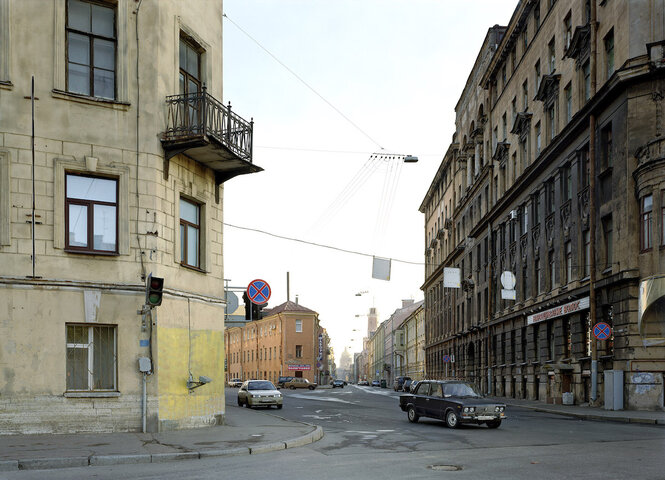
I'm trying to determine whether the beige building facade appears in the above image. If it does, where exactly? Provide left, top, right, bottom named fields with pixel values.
left=0, top=0, right=261, bottom=433
left=421, top=0, right=665, bottom=410
left=225, top=301, right=323, bottom=385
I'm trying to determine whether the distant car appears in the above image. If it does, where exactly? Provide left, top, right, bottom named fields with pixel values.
left=283, top=378, right=317, bottom=390
left=358, top=380, right=369, bottom=386
left=228, top=378, right=243, bottom=388
left=277, top=376, right=294, bottom=388
left=393, top=376, right=412, bottom=391
left=399, top=380, right=506, bottom=428
left=237, top=380, right=283, bottom=409
left=371, top=380, right=381, bottom=387
left=332, top=379, right=345, bottom=388
left=402, top=379, right=413, bottom=392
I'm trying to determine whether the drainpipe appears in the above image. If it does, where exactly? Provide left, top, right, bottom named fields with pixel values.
left=589, top=0, right=599, bottom=404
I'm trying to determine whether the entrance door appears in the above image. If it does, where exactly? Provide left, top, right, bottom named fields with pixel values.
left=295, top=371, right=303, bottom=378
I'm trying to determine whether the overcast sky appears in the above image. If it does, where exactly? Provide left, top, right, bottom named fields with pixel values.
left=221, top=0, right=516, bottom=364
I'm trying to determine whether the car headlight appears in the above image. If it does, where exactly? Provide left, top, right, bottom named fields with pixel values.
left=463, top=407, right=476, bottom=413
left=495, top=406, right=505, bottom=412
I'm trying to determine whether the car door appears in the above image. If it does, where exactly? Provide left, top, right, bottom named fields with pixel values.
left=238, top=382, right=248, bottom=403
left=426, top=382, right=446, bottom=419
left=413, top=381, right=431, bottom=417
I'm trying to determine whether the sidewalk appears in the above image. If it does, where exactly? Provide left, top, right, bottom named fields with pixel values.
left=0, top=404, right=322, bottom=472
left=497, top=396, right=665, bottom=426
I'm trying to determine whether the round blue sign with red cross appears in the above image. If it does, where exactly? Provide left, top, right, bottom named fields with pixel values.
left=593, top=322, right=612, bottom=340
left=442, top=355, right=451, bottom=363
left=247, top=279, right=271, bottom=305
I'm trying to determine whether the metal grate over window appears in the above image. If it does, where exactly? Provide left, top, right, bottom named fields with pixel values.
left=66, top=324, right=117, bottom=391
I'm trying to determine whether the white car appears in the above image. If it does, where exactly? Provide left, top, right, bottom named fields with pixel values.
left=228, top=378, right=243, bottom=387
left=237, top=380, right=283, bottom=409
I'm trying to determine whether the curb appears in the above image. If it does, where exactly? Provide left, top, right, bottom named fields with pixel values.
left=509, top=402, right=665, bottom=426
left=1, top=425, right=324, bottom=472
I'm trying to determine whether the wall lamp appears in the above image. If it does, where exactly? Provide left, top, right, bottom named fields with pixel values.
left=187, top=374, right=212, bottom=391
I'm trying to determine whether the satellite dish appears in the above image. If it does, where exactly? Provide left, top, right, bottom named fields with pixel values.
left=225, top=291, right=239, bottom=314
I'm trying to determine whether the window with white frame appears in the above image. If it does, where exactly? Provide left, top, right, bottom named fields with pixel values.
left=66, top=324, right=117, bottom=391
left=295, top=319, right=302, bottom=333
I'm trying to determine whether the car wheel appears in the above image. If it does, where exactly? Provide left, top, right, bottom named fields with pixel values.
left=237, top=397, right=243, bottom=406
left=486, top=420, right=502, bottom=429
left=276, top=404, right=283, bottom=409
left=289, top=386, right=296, bottom=390
left=308, top=386, right=315, bottom=390
left=407, top=406, right=419, bottom=423
left=445, top=410, right=460, bottom=429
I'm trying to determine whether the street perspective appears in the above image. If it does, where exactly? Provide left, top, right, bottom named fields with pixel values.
left=2, top=0, right=665, bottom=479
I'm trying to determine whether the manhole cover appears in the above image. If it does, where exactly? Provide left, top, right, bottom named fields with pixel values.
left=429, top=465, right=463, bottom=472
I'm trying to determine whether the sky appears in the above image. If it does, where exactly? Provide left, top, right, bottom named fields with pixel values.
left=221, top=0, right=516, bottom=364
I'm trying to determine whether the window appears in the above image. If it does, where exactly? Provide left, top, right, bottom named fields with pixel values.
left=536, top=258, right=542, bottom=293
left=522, top=265, right=528, bottom=301
left=522, top=204, right=529, bottom=234
left=580, top=146, right=590, bottom=189
left=179, top=36, right=202, bottom=95
left=602, top=215, right=613, bottom=269
left=66, top=0, right=116, bottom=99
left=522, top=29, right=528, bottom=53
left=562, top=164, right=572, bottom=201
left=520, top=136, right=529, bottom=169
left=535, top=60, right=541, bottom=90
left=295, top=319, right=303, bottom=333
left=295, top=345, right=303, bottom=358
left=502, top=64, right=507, bottom=89
left=66, top=324, right=117, bottom=391
left=605, top=29, right=614, bottom=78
left=502, top=113, right=507, bottom=142
left=512, top=97, right=517, bottom=123
left=641, top=194, right=653, bottom=251
left=534, top=2, right=541, bottom=28
left=180, top=198, right=200, bottom=268
left=583, top=60, right=591, bottom=101
left=523, top=80, right=529, bottom=111
left=564, top=82, right=572, bottom=123
left=548, top=37, right=556, bottom=73
left=546, top=180, right=555, bottom=215
left=565, top=241, right=572, bottom=283
left=601, top=123, right=613, bottom=169
left=583, top=230, right=591, bottom=277
left=662, top=191, right=665, bottom=246
left=547, top=104, right=556, bottom=140
left=511, top=48, right=517, bottom=72
left=65, top=173, right=117, bottom=253
left=548, top=250, right=555, bottom=290
left=564, top=11, right=572, bottom=50
left=533, top=192, right=541, bottom=225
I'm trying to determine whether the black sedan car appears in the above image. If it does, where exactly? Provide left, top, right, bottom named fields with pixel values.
left=399, top=380, right=506, bottom=428
left=331, top=379, right=345, bottom=388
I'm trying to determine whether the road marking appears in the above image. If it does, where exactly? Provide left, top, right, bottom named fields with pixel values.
left=288, top=393, right=358, bottom=405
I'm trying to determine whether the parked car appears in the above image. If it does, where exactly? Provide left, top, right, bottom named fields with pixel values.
left=409, top=380, right=420, bottom=393
left=402, top=379, right=413, bottom=392
left=277, top=376, right=294, bottom=388
left=283, top=378, right=317, bottom=390
left=399, top=380, right=506, bottom=428
left=358, top=380, right=369, bottom=386
left=393, top=376, right=412, bottom=391
left=371, top=380, right=381, bottom=387
left=237, top=380, right=283, bottom=409
left=331, top=379, right=345, bottom=388
left=228, top=378, right=243, bottom=388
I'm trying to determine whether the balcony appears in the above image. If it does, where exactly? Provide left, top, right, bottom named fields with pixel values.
left=161, top=88, right=263, bottom=187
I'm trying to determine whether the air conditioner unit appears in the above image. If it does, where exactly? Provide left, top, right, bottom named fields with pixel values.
left=509, top=210, right=518, bottom=220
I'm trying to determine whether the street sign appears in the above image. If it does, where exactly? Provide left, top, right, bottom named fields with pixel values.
left=442, top=354, right=451, bottom=363
left=225, top=290, right=239, bottom=313
left=501, top=271, right=516, bottom=290
left=247, top=279, right=271, bottom=305
left=593, top=322, right=612, bottom=340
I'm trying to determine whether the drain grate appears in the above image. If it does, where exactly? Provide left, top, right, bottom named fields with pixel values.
left=428, top=464, right=463, bottom=472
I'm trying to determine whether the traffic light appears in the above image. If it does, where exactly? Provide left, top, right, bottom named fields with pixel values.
left=145, top=273, right=164, bottom=307
left=242, top=292, right=265, bottom=320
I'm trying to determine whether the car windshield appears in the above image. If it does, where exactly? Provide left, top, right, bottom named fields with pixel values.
left=444, top=382, right=482, bottom=397
left=248, top=381, right=275, bottom=391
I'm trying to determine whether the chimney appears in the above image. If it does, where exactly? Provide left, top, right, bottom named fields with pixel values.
left=295, top=295, right=299, bottom=305
left=402, top=299, right=414, bottom=308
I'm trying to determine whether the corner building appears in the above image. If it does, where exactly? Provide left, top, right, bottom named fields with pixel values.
left=0, top=0, right=261, bottom=433
left=421, top=0, right=665, bottom=410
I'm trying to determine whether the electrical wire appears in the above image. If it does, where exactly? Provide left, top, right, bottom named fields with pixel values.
left=223, top=222, right=424, bottom=266
left=223, top=13, right=384, bottom=150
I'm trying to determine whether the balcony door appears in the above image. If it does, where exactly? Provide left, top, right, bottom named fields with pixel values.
left=179, top=37, right=202, bottom=132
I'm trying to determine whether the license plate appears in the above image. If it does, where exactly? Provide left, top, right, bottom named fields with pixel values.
left=477, top=415, right=496, bottom=421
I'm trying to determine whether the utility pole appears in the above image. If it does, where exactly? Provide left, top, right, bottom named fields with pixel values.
left=589, top=0, right=599, bottom=404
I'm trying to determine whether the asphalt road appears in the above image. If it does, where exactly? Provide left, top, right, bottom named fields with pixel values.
left=7, top=385, right=665, bottom=479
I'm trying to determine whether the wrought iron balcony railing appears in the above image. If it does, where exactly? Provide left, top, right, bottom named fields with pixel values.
left=162, top=88, right=253, bottom=163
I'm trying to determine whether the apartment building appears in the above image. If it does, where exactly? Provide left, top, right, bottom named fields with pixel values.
left=225, top=301, right=325, bottom=385
left=0, top=0, right=261, bottom=433
left=421, top=0, right=665, bottom=409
